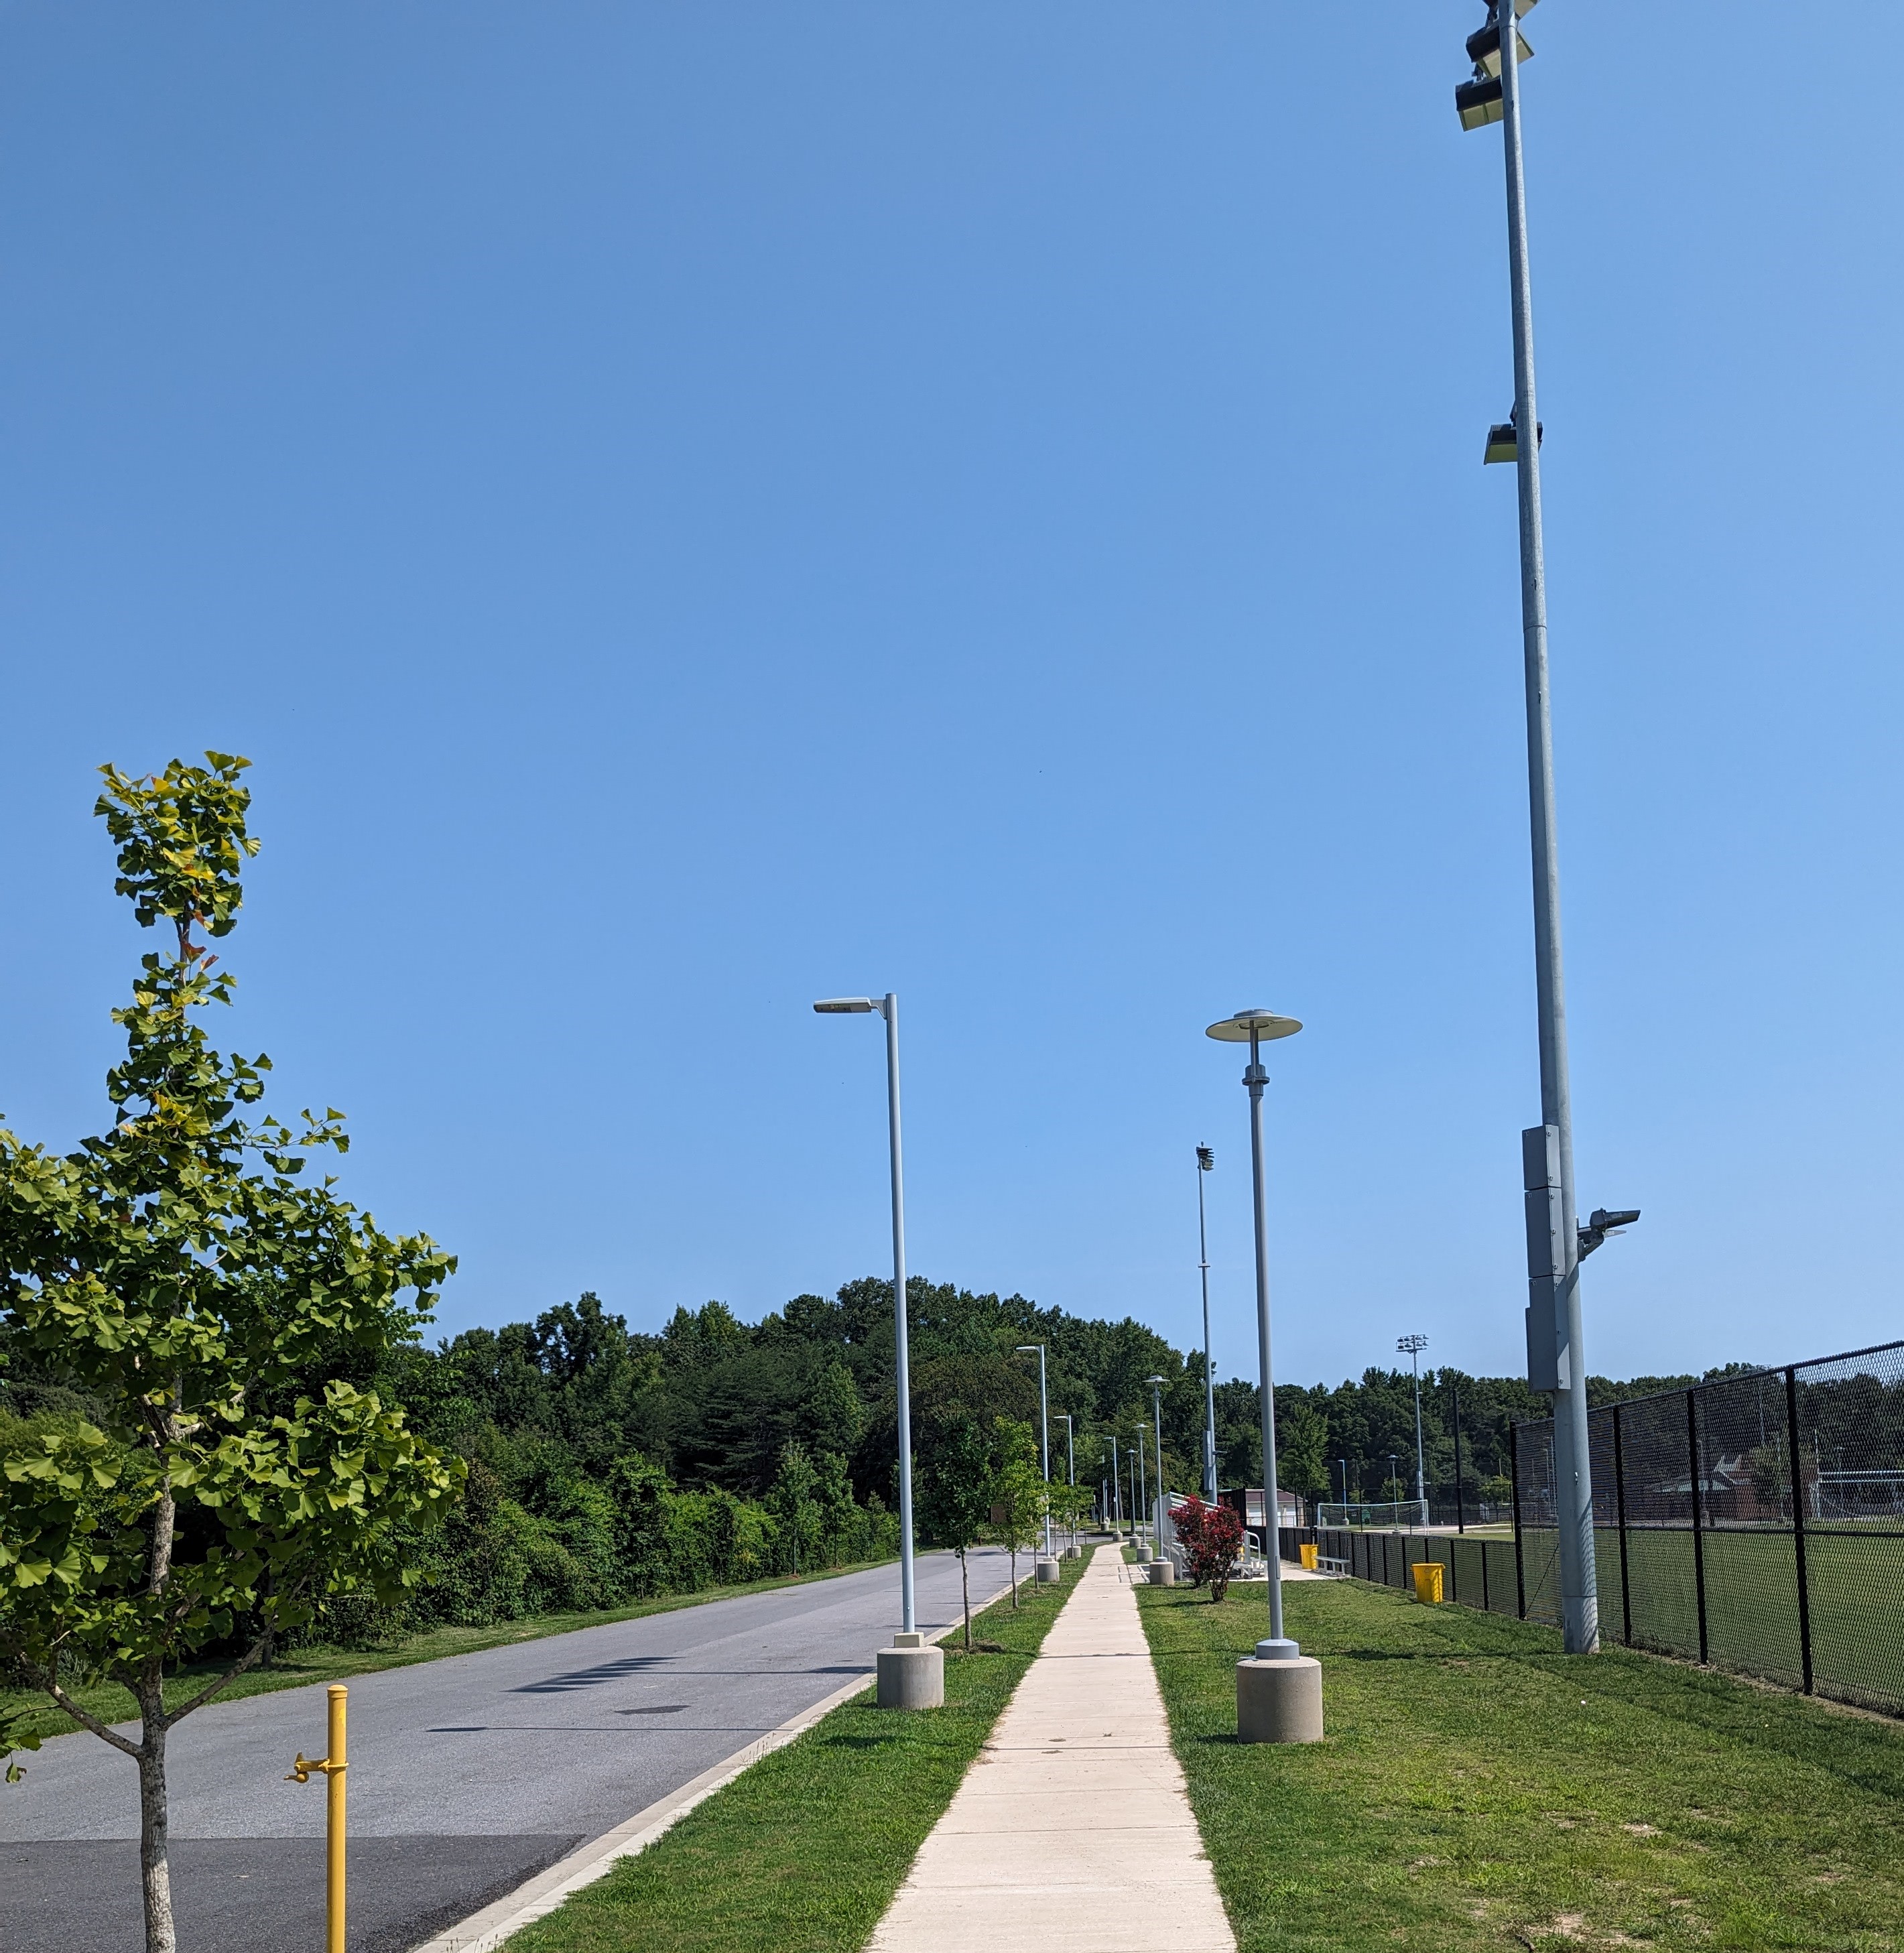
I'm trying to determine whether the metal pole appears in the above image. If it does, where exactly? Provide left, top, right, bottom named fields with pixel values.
left=1039, top=1348, right=1050, bottom=1556
left=1244, top=1025, right=1293, bottom=1655
left=1412, top=1350, right=1427, bottom=1505
left=1136, top=1427, right=1147, bottom=1544
left=1198, top=1151, right=1218, bottom=1500
left=1109, top=1436, right=1121, bottom=1531
left=882, top=994, right=915, bottom=1635
left=1499, top=0, right=1596, bottom=1658
left=1785, top=1366, right=1814, bottom=1695
left=1452, top=1384, right=1466, bottom=1533
left=1151, top=1379, right=1166, bottom=1558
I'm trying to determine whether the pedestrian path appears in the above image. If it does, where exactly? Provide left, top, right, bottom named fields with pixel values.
left=867, top=1545, right=1236, bottom=1953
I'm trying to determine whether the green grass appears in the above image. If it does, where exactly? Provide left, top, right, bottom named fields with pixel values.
left=506, top=1550, right=1091, bottom=1953
left=1137, top=1574, right=1904, bottom=1952
left=1, top=1556, right=899, bottom=1753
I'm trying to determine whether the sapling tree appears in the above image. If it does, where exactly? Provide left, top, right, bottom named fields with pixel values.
left=987, top=1416, right=1044, bottom=1607
left=0, top=756, right=460, bottom=1953
left=919, top=1416, right=992, bottom=1649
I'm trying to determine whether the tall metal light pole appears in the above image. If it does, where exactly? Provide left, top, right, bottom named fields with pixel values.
left=1195, top=1146, right=1219, bottom=1499
left=814, top=995, right=916, bottom=1634
left=1399, top=1333, right=1429, bottom=1508
left=1135, top=1427, right=1147, bottom=1546
left=1015, top=1344, right=1051, bottom=1556
left=1056, top=1413, right=1075, bottom=1550
left=1106, top=1435, right=1121, bottom=1532
left=1146, top=1375, right=1168, bottom=1554
left=1454, top=0, right=1598, bottom=1654
left=1206, top=1008, right=1302, bottom=1659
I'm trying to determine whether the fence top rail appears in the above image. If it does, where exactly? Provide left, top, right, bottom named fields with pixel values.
left=1507, top=1336, right=1904, bottom=1435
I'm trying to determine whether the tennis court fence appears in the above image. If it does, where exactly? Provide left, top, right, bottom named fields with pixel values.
left=1283, top=1337, right=1904, bottom=1719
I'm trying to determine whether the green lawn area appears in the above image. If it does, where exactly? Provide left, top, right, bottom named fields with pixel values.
left=505, top=1550, right=1090, bottom=1953
left=1, top=1555, right=898, bottom=1754
left=1138, top=1574, right=1904, bottom=1952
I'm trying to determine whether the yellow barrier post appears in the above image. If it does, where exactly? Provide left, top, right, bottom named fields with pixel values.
left=1299, top=1544, right=1319, bottom=1571
left=288, top=1684, right=348, bottom=1953
left=1411, top=1561, right=1444, bottom=1605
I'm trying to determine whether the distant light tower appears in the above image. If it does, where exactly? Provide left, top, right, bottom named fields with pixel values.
left=1015, top=1343, right=1051, bottom=1556
left=1398, top=1334, right=1430, bottom=1508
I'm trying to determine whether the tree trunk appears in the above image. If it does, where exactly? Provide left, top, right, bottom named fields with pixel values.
left=1009, top=1545, right=1017, bottom=1608
left=137, top=1684, right=176, bottom=1953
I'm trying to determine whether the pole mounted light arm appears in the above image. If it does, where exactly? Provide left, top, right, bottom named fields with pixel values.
left=1577, top=1207, right=1641, bottom=1259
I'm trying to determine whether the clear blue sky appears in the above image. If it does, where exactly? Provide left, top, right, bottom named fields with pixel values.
left=3, top=3, right=1899, bottom=1389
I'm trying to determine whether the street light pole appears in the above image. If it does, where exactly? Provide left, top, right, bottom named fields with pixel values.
left=1015, top=1344, right=1051, bottom=1556
left=1135, top=1426, right=1148, bottom=1547
left=814, top=994, right=917, bottom=1634
left=1206, top=1008, right=1302, bottom=1659
left=1495, top=1, right=1597, bottom=1657
left=1399, top=1334, right=1429, bottom=1508
left=1147, top=1375, right=1168, bottom=1558
left=1106, top=1435, right=1121, bottom=1533
left=1196, top=1147, right=1218, bottom=1500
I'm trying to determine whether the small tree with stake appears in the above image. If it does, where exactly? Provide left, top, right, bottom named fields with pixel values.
left=919, top=1416, right=993, bottom=1650
left=987, top=1416, right=1044, bottom=1608
left=0, top=755, right=461, bottom=1953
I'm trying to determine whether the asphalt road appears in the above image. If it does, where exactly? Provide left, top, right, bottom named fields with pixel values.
left=2, top=1546, right=1026, bottom=1953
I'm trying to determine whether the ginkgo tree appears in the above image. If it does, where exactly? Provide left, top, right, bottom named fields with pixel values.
left=0, top=755, right=461, bottom=1953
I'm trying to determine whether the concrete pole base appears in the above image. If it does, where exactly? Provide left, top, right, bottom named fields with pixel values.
left=1062, top=1544, right=1081, bottom=1560
left=877, top=1633, right=944, bottom=1710
left=1235, top=1656, right=1323, bottom=1743
left=1134, top=1544, right=1153, bottom=1564
left=1035, top=1557, right=1061, bottom=1584
left=1147, top=1559, right=1176, bottom=1586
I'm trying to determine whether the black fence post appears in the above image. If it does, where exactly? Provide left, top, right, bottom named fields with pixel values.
left=1452, top=1384, right=1467, bottom=1533
left=1688, top=1388, right=1710, bottom=1665
left=1613, top=1402, right=1633, bottom=1647
left=1785, top=1365, right=1814, bottom=1696
left=1480, top=1531, right=1490, bottom=1613
left=1509, top=1422, right=1527, bottom=1621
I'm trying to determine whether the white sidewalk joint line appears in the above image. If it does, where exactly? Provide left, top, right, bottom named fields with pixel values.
left=867, top=1548, right=1236, bottom=1953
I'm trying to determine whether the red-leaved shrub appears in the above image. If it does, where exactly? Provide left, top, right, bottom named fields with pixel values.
left=1171, top=1499, right=1243, bottom=1602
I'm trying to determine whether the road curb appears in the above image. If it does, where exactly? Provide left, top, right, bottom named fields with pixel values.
left=411, top=1569, right=1021, bottom=1953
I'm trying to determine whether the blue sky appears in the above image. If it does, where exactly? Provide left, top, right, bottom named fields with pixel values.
left=2, top=2, right=1899, bottom=1390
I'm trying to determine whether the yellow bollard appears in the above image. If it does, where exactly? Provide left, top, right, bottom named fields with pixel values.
left=1299, top=1544, right=1319, bottom=1571
left=288, top=1684, right=348, bottom=1953
left=1411, top=1560, right=1445, bottom=1605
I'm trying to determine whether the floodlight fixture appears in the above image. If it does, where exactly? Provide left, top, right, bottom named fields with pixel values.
left=1484, top=406, right=1543, bottom=465
left=1577, top=1207, right=1641, bottom=1259
left=1196, top=1145, right=1214, bottom=1171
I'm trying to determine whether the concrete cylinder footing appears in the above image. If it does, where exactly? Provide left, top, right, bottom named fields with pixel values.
left=1147, top=1560, right=1176, bottom=1586
left=1062, top=1545, right=1081, bottom=1560
left=877, top=1638, right=944, bottom=1710
left=1035, top=1557, right=1061, bottom=1584
left=1235, top=1657, right=1323, bottom=1743
left=1134, top=1544, right=1152, bottom=1564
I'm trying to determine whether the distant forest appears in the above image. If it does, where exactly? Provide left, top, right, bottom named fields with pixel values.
left=0, top=1271, right=1740, bottom=1636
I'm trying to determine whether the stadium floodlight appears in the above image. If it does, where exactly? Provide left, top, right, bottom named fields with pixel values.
left=1397, top=1334, right=1430, bottom=1505
left=1577, top=1207, right=1641, bottom=1259
left=1466, top=15, right=1534, bottom=78
left=1484, top=405, right=1544, bottom=465
left=814, top=991, right=917, bottom=1638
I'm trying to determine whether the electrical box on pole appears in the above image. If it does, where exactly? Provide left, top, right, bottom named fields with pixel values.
left=1523, top=1124, right=1566, bottom=1393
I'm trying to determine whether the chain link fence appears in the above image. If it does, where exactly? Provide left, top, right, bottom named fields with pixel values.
left=1289, top=1338, right=1904, bottom=1720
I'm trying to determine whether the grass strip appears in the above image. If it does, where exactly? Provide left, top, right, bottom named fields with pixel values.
left=1, top=1555, right=899, bottom=1753
left=507, top=1548, right=1092, bottom=1953
left=1137, top=1573, right=1904, bottom=1952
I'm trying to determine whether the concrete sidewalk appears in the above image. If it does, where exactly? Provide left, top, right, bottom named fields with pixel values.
left=868, top=1546, right=1235, bottom=1953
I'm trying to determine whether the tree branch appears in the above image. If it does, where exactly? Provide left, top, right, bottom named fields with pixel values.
left=162, top=1639, right=267, bottom=1728
left=35, top=1674, right=143, bottom=1759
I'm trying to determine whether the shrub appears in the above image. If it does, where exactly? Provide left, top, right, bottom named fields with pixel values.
left=1172, top=1499, right=1243, bottom=1601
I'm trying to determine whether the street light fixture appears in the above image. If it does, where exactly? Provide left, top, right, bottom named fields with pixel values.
left=1195, top=1145, right=1219, bottom=1501
left=814, top=993, right=919, bottom=1646
left=1452, top=0, right=1600, bottom=1657
left=1397, top=1334, right=1430, bottom=1508
left=1015, top=1344, right=1052, bottom=1556
left=1146, top=1375, right=1168, bottom=1559
left=1578, top=1207, right=1641, bottom=1259
left=1206, top=1009, right=1302, bottom=1657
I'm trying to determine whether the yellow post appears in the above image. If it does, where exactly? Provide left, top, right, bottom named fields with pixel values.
left=326, top=1686, right=347, bottom=1953
left=1411, top=1560, right=1445, bottom=1605
left=287, top=1684, right=348, bottom=1953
